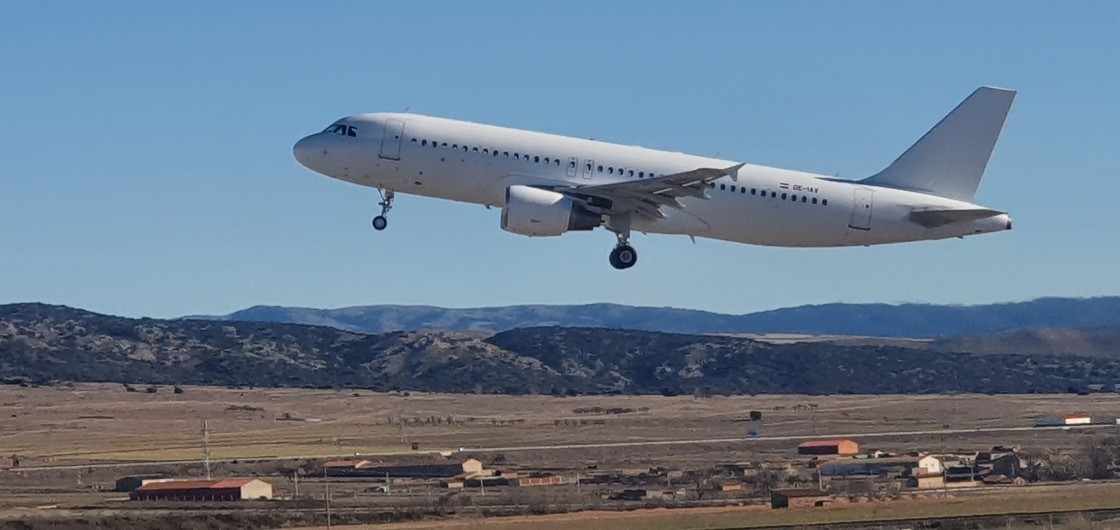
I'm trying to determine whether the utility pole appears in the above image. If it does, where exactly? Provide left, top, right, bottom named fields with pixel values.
left=324, top=466, right=332, bottom=530
left=201, top=420, right=212, bottom=480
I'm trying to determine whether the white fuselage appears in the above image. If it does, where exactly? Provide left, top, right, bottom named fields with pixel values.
left=294, top=113, right=1011, bottom=248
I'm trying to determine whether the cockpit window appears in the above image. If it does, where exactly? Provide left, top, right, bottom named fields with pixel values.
left=323, top=124, right=357, bottom=137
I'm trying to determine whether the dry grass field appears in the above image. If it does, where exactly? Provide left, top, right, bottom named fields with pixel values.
left=301, top=483, right=1120, bottom=530
left=6, top=383, right=1120, bottom=529
left=3, top=383, right=1120, bottom=468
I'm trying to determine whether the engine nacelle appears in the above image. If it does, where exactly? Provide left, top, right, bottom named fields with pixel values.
left=500, top=185, right=601, bottom=237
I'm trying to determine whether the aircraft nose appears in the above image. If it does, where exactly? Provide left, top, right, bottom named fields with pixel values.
left=293, top=134, right=323, bottom=170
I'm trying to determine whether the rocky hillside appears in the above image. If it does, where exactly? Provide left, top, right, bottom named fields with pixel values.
left=3, top=303, right=1120, bottom=395
left=197, top=297, right=1120, bottom=338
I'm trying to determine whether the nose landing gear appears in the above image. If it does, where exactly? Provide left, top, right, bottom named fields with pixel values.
left=372, top=189, right=394, bottom=231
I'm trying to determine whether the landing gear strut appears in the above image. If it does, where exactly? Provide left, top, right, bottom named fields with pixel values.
left=372, top=189, right=394, bottom=231
left=607, top=215, right=638, bottom=270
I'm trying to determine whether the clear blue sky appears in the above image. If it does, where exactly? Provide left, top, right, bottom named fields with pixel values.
left=2, top=2, right=1118, bottom=319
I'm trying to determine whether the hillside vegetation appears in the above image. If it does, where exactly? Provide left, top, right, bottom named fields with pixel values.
left=2, top=303, right=1119, bottom=395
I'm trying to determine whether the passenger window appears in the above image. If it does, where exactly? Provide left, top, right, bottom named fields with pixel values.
left=791, top=195, right=797, bottom=201
left=628, top=170, right=634, bottom=177
left=442, top=142, right=448, bottom=147
left=452, top=144, right=458, bottom=149
left=411, top=138, right=417, bottom=143
left=504, top=151, right=509, bottom=157
left=514, top=153, right=520, bottom=160
left=781, top=193, right=787, bottom=200
left=483, top=148, right=489, bottom=154
left=812, top=197, right=818, bottom=204
left=569, top=160, right=576, bottom=168
left=608, top=167, right=614, bottom=174
left=597, top=165, right=603, bottom=172
left=586, top=163, right=592, bottom=171
left=463, top=145, right=468, bottom=152
left=822, top=199, right=828, bottom=205
left=639, top=172, right=644, bottom=178
left=542, top=157, right=548, bottom=164
left=422, top=139, right=428, bottom=146
left=555, top=159, right=560, bottom=166
left=720, top=184, right=726, bottom=190
left=730, top=185, right=736, bottom=192
left=771, top=191, right=777, bottom=198
left=741, top=187, right=746, bottom=194
left=473, top=147, right=479, bottom=152
left=801, top=196, right=807, bottom=203
left=751, top=188, right=756, bottom=195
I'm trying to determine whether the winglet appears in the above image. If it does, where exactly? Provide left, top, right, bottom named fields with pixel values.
left=724, top=163, right=746, bottom=182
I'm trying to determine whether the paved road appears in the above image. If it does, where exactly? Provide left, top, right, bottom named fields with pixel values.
left=461, top=423, right=1120, bottom=453
left=8, top=423, right=1116, bottom=473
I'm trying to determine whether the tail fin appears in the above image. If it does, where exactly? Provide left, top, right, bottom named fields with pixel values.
left=861, top=86, right=1016, bottom=202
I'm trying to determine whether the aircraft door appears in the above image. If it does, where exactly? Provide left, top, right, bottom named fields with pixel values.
left=567, top=157, right=578, bottom=178
left=848, top=188, right=873, bottom=231
left=582, top=159, right=594, bottom=180
left=379, top=119, right=405, bottom=160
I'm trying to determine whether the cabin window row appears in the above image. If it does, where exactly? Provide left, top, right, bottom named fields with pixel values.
left=410, top=137, right=662, bottom=179
left=712, top=183, right=828, bottom=205
left=412, top=137, right=563, bottom=166
left=594, top=164, right=657, bottom=179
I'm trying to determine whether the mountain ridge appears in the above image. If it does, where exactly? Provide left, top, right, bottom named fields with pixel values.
left=3, top=302, right=1120, bottom=395
left=191, top=297, right=1120, bottom=338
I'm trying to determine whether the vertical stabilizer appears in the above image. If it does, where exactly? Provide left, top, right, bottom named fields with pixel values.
left=861, top=86, right=1016, bottom=202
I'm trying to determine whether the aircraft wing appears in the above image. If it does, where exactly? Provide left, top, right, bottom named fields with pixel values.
left=909, top=208, right=1005, bottom=228
left=548, top=163, right=745, bottom=219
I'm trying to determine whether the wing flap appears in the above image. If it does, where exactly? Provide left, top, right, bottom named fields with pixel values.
left=549, top=163, right=744, bottom=220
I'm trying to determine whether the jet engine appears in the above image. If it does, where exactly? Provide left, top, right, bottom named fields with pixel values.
left=500, top=185, right=601, bottom=237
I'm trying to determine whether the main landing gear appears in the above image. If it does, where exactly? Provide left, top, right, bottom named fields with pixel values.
left=607, top=215, right=638, bottom=270
left=609, top=243, right=638, bottom=270
left=372, top=189, right=394, bottom=231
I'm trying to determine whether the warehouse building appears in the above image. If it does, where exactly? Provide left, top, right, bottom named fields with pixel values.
left=325, top=458, right=483, bottom=478
left=770, top=488, right=831, bottom=509
left=512, top=475, right=567, bottom=487
left=798, top=439, right=859, bottom=456
left=819, top=454, right=942, bottom=478
left=114, top=474, right=170, bottom=492
left=1035, top=414, right=1092, bottom=427
left=130, top=479, right=273, bottom=501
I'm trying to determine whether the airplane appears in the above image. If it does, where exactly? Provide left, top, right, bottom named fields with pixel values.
left=294, top=86, right=1015, bottom=270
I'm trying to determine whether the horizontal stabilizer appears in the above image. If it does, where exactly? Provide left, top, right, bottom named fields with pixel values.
left=862, top=86, right=1016, bottom=202
left=909, top=208, right=1004, bottom=228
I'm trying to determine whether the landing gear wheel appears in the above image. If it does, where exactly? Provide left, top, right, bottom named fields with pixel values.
left=609, top=245, right=638, bottom=270
left=371, top=188, right=394, bottom=232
